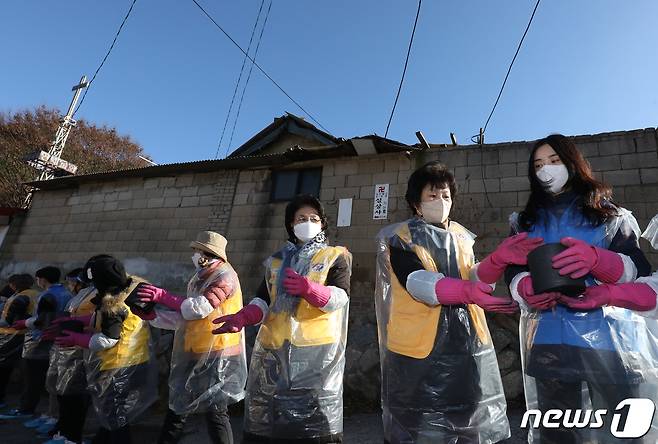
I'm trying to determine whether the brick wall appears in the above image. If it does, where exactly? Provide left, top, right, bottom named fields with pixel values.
left=0, top=170, right=239, bottom=292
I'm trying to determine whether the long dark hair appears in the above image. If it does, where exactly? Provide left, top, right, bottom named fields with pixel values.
left=518, top=134, right=617, bottom=230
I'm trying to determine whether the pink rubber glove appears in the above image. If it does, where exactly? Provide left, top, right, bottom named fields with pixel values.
left=55, top=331, right=93, bottom=348
left=282, top=268, right=332, bottom=308
left=212, top=304, right=264, bottom=334
left=11, top=319, right=27, bottom=330
left=41, top=331, right=56, bottom=341
left=41, top=324, right=60, bottom=341
left=552, top=237, right=623, bottom=282
left=43, top=315, right=86, bottom=339
left=137, top=284, right=183, bottom=311
left=517, top=276, right=560, bottom=310
left=560, top=283, right=657, bottom=311
left=477, top=233, right=544, bottom=284
left=435, top=277, right=518, bottom=313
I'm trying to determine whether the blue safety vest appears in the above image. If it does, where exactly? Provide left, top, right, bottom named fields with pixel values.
left=525, top=203, right=639, bottom=352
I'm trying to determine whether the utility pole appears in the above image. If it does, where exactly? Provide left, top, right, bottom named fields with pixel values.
left=23, top=75, right=88, bottom=207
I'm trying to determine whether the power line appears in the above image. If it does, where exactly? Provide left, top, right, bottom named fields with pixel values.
left=481, top=0, right=541, bottom=137
left=191, top=0, right=330, bottom=133
left=215, top=0, right=266, bottom=159
left=225, top=1, right=272, bottom=158
left=384, top=0, right=422, bottom=139
left=73, top=0, right=138, bottom=116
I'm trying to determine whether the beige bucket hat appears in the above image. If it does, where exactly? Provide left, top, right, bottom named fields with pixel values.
left=189, top=231, right=228, bottom=262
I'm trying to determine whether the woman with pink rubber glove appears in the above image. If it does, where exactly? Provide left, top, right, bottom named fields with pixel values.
left=375, top=161, right=514, bottom=444
left=135, top=231, right=247, bottom=444
left=213, top=194, right=351, bottom=444
left=504, top=134, right=654, bottom=444
left=55, top=254, right=158, bottom=444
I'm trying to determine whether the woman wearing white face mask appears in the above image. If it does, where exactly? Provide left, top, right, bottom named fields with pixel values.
left=214, top=194, right=352, bottom=444
left=134, top=231, right=247, bottom=444
left=505, top=134, right=654, bottom=444
left=375, top=161, right=544, bottom=443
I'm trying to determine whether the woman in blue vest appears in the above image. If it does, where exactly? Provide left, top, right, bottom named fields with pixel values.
left=505, top=134, right=654, bottom=444
left=376, top=161, right=542, bottom=444
left=213, top=194, right=352, bottom=444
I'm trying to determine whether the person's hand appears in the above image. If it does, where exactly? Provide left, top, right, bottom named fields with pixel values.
left=282, top=268, right=331, bottom=307
left=476, top=233, right=544, bottom=283
left=282, top=269, right=312, bottom=296
left=50, top=315, right=71, bottom=325
left=560, top=283, right=657, bottom=312
left=42, top=323, right=61, bottom=341
left=552, top=237, right=623, bottom=283
left=436, top=278, right=519, bottom=313
left=55, top=331, right=92, bottom=348
left=136, top=284, right=166, bottom=303
left=552, top=237, right=598, bottom=278
left=493, top=233, right=544, bottom=266
left=136, top=284, right=183, bottom=311
left=517, top=276, right=560, bottom=310
left=212, top=304, right=264, bottom=334
left=11, top=319, right=27, bottom=330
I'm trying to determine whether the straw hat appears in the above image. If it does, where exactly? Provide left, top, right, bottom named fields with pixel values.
left=189, top=231, right=228, bottom=262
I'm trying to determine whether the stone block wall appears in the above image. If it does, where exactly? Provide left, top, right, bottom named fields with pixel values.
left=0, top=170, right=239, bottom=292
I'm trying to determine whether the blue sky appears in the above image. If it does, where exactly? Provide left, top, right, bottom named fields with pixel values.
left=2, top=1, right=657, bottom=164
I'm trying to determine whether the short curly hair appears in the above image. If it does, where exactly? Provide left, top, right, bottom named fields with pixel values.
left=405, top=161, right=457, bottom=215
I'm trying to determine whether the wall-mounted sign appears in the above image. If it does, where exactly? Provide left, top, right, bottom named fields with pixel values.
left=337, top=198, right=352, bottom=227
left=373, top=184, right=389, bottom=220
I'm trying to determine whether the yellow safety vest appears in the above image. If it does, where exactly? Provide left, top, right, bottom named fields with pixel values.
left=183, top=265, right=244, bottom=354
left=93, top=278, right=150, bottom=371
left=386, top=221, right=490, bottom=359
left=0, top=289, right=39, bottom=335
left=70, top=288, right=97, bottom=316
left=258, top=246, right=349, bottom=350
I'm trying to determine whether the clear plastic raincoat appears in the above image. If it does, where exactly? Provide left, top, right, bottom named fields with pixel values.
left=244, top=239, right=351, bottom=442
left=509, top=205, right=658, bottom=443
left=46, top=286, right=97, bottom=396
left=151, top=262, right=247, bottom=415
left=375, top=217, right=510, bottom=444
left=642, top=213, right=658, bottom=250
left=0, top=289, right=38, bottom=366
left=85, top=277, right=158, bottom=430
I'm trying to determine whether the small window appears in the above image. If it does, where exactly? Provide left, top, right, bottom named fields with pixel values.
left=271, top=168, right=322, bottom=202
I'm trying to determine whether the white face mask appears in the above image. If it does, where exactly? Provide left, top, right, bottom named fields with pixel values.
left=536, top=164, right=569, bottom=194
left=293, top=221, right=322, bottom=242
left=191, top=252, right=203, bottom=269
left=420, top=199, right=451, bottom=224
left=192, top=252, right=219, bottom=270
